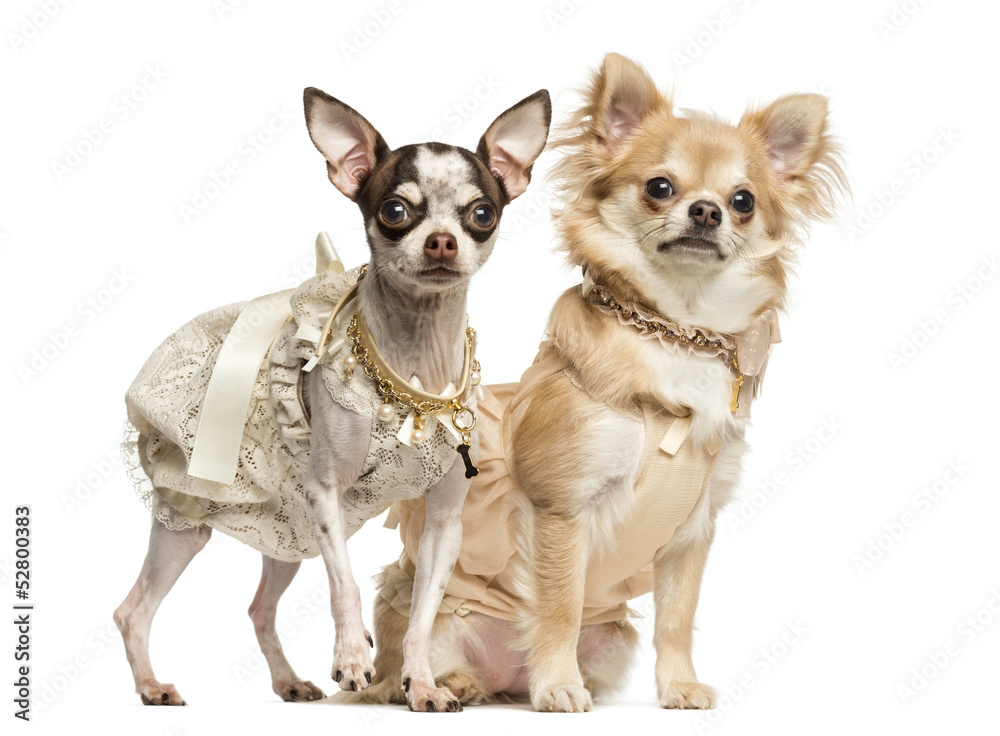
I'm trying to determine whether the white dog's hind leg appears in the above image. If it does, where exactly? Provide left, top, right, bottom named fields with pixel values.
left=248, top=555, right=325, bottom=702
left=114, top=518, right=212, bottom=705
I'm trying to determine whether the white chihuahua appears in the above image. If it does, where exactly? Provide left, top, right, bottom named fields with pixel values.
left=114, top=87, right=550, bottom=712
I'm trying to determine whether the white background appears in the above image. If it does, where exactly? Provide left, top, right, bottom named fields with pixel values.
left=3, top=0, right=998, bottom=734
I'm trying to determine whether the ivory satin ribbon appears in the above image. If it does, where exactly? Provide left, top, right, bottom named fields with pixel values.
left=186, top=233, right=342, bottom=485
left=186, top=288, right=295, bottom=484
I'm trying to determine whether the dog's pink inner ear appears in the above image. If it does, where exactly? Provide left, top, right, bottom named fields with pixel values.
left=592, top=54, right=662, bottom=151
left=601, top=94, right=651, bottom=150
left=488, top=144, right=530, bottom=199
left=314, top=121, right=375, bottom=198
left=305, top=91, right=380, bottom=200
left=745, top=95, right=828, bottom=185
left=764, top=122, right=814, bottom=182
left=606, top=103, right=642, bottom=142
left=341, top=140, right=373, bottom=186
left=481, top=91, right=550, bottom=200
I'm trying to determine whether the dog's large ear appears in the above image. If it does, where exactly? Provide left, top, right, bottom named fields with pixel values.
left=738, top=94, right=847, bottom=220
left=477, top=90, right=551, bottom=201
left=304, top=87, right=387, bottom=200
left=588, top=53, right=666, bottom=152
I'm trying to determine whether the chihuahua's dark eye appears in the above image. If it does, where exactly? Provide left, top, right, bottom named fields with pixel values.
left=731, top=190, right=754, bottom=213
left=469, top=204, right=496, bottom=230
left=645, top=178, right=673, bottom=199
left=379, top=200, right=409, bottom=227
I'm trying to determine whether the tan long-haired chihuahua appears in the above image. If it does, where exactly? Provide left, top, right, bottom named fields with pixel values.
left=517, top=52, right=846, bottom=711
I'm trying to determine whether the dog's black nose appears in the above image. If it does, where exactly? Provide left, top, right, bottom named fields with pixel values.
left=424, top=232, right=458, bottom=262
left=688, top=200, right=722, bottom=229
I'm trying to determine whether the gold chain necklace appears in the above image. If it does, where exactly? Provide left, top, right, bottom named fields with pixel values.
left=589, top=285, right=746, bottom=413
left=310, top=264, right=482, bottom=477
left=344, top=313, right=481, bottom=478
left=594, top=288, right=730, bottom=351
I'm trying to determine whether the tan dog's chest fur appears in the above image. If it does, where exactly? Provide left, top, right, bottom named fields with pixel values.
left=540, top=286, right=739, bottom=454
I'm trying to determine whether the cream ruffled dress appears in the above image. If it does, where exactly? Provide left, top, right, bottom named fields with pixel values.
left=124, top=265, right=465, bottom=561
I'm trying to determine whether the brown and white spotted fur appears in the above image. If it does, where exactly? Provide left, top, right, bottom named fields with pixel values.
left=113, top=87, right=550, bottom=712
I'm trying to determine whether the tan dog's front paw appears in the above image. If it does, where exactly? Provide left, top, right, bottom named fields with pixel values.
left=331, top=640, right=374, bottom=692
left=532, top=683, right=592, bottom=712
left=402, top=677, right=462, bottom=712
left=139, top=682, right=186, bottom=706
left=438, top=672, right=489, bottom=706
left=659, top=681, right=715, bottom=709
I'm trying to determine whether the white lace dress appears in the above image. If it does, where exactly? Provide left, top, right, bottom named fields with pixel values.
left=123, top=266, right=464, bottom=561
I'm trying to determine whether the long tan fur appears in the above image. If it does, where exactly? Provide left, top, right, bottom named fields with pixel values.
left=515, top=53, right=847, bottom=711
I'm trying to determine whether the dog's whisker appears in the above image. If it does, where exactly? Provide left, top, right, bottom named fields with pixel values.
left=729, top=232, right=762, bottom=278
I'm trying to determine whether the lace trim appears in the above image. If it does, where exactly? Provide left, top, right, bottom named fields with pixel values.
left=585, top=286, right=737, bottom=365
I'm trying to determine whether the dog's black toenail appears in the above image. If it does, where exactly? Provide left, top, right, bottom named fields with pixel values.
left=349, top=680, right=357, bottom=692
left=161, top=693, right=169, bottom=702
left=334, top=670, right=342, bottom=682
left=289, top=689, right=298, bottom=699
left=427, top=700, right=436, bottom=711
left=403, top=677, right=411, bottom=692
left=366, top=634, right=374, bottom=648
left=365, top=672, right=372, bottom=684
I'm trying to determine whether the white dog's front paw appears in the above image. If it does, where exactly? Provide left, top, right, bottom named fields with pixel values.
left=532, top=683, right=592, bottom=712
left=402, top=676, right=462, bottom=712
left=659, top=681, right=715, bottom=709
left=331, top=637, right=375, bottom=692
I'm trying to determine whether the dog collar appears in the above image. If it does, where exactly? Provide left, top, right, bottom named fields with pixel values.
left=347, top=312, right=479, bottom=412
left=345, top=314, right=481, bottom=479
left=581, top=275, right=778, bottom=418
